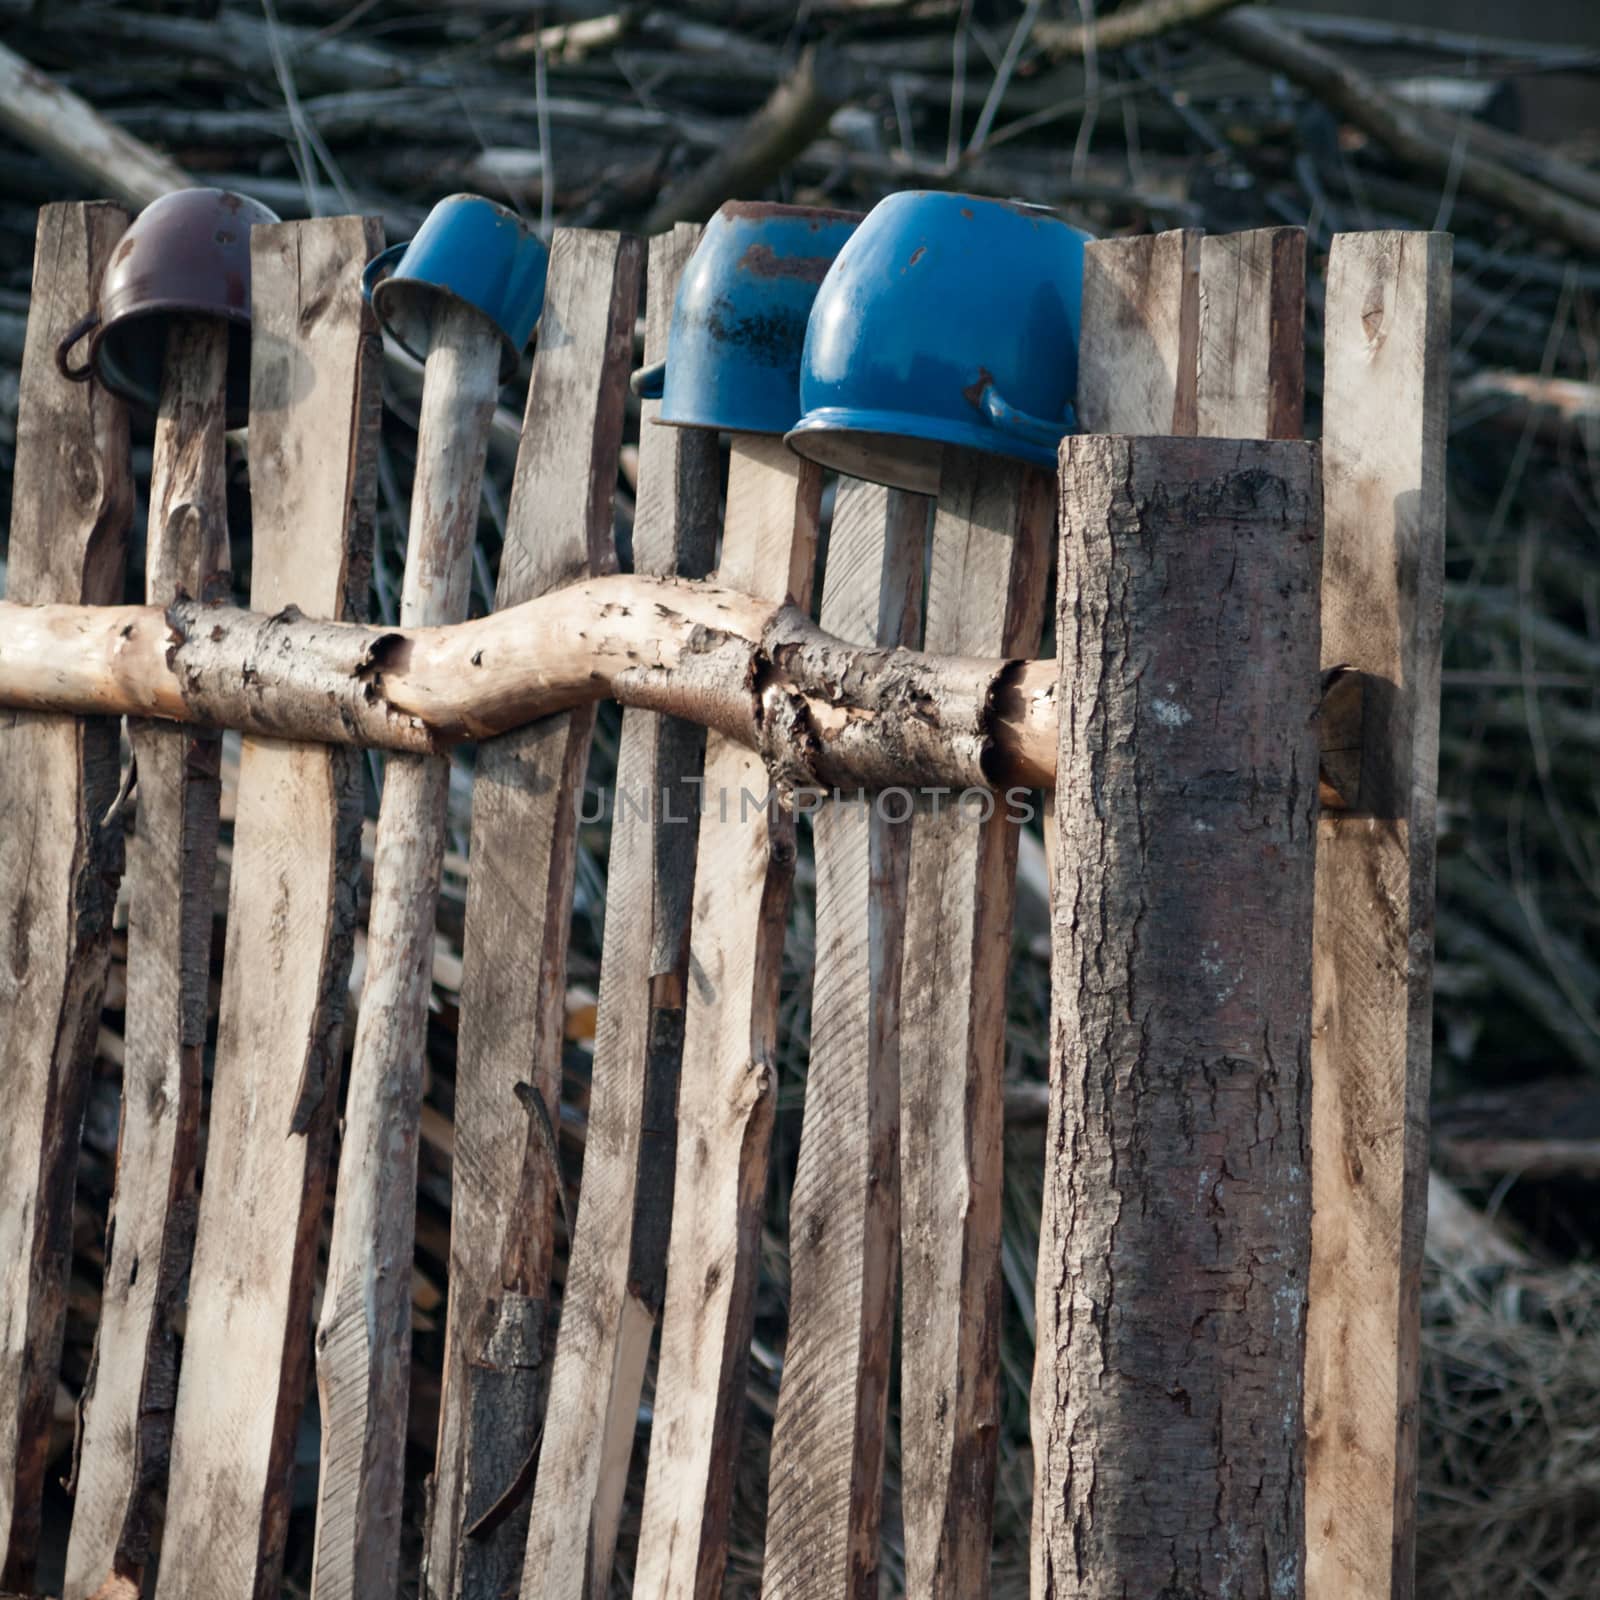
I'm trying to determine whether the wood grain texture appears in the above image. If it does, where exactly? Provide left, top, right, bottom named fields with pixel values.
left=899, top=454, right=1053, bottom=1600
left=153, top=217, right=381, bottom=1600
left=1197, top=227, right=1307, bottom=440
left=518, top=224, right=719, bottom=1600
left=424, top=228, right=641, bottom=1600
left=1033, top=434, right=1323, bottom=1599
left=67, top=312, right=230, bottom=1600
left=312, top=299, right=502, bottom=1600
left=0, top=200, right=131, bottom=1594
left=1304, top=232, right=1450, bottom=1600
left=632, top=435, right=823, bottom=1600
left=762, top=480, right=927, bottom=1600
left=1076, top=228, right=1201, bottom=436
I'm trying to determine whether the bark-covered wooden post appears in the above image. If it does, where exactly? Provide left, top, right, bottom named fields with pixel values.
left=1032, top=434, right=1323, bottom=1598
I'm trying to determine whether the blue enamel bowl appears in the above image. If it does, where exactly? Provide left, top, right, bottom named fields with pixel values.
left=631, top=201, right=862, bottom=435
left=785, top=192, right=1091, bottom=493
left=363, top=194, right=548, bottom=379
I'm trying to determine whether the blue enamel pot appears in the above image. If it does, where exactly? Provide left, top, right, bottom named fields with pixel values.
left=362, top=194, right=548, bottom=379
left=631, top=201, right=862, bottom=435
left=785, top=192, right=1092, bottom=494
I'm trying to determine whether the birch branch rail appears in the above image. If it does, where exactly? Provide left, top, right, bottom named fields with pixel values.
left=0, top=574, right=1363, bottom=801
left=0, top=575, right=1055, bottom=791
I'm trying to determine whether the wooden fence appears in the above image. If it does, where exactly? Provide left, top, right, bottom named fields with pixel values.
left=0, top=200, right=1447, bottom=1599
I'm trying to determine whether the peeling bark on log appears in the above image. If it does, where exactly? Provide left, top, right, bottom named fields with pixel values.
left=72, top=313, right=230, bottom=1600
left=1032, top=433, right=1322, bottom=1599
left=0, top=581, right=1050, bottom=788
left=151, top=217, right=380, bottom=1600
left=313, top=298, right=501, bottom=1600
left=0, top=200, right=131, bottom=1595
left=518, top=224, right=719, bottom=1600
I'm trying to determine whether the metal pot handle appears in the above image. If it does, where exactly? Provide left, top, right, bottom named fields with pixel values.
left=55, top=310, right=100, bottom=382
left=980, top=383, right=1076, bottom=449
left=630, top=360, right=666, bottom=400
left=362, top=241, right=408, bottom=302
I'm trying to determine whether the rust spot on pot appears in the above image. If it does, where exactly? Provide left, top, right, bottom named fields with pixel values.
left=909, top=245, right=926, bottom=267
left=962, top=365, right=997, bottom=412
left=738, top=242, right=832, bottom=283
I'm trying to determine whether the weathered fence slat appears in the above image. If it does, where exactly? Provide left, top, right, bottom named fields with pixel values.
left=1304, top=232, right=1450, bottom=1600
left=313, top=297, right=502, bottom=1600
left=154, top=216, right=381, bottom=1600
left=1197, top=226, right=1307, bottom=440
left=0, top=200, right=131, bottom=1593
left=519, top=224, right=719, bottom=1600
left=70, top=310, right=230, bottom=1599
left=761, top=478, right=927, bottom=1600
left=633, top=435, right=824, bottom=1600
left=898, top=455, right=1052, bottom=1600
left=425, top=228, right=641, bottom=1600
left=1076, top=227, right=1201, bottom=436
left=1033, top=433, right=1323, bottom=1598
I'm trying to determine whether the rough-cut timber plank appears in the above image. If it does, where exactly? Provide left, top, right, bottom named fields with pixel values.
left=633, top=435, right=824, bottom=1600
left=899, top=455, right=1053, bottom=1600
left=1304, top=232, right=1450, bottom=1600
left=313, top=299, right=502, bottom=1600
left=153, top=217, right=381, bottom=1600
left=518, top=224, right=719, bottom=1600
left=0, top=200, right=131, bottom=1594
left=67, top=313, right=230, bottom=1600
left=1197, top=227, right=1307, bottom=440
left=1033, top=433, right=1323, bottom=1599
left=762, top=479, right=927, bottom=1600
left=425, top=228, right=642, bottom=1600
left=1076, top=228, right=1201, bottom=436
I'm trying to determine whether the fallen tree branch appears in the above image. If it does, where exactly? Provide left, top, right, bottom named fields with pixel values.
left=1034, top=0, right=1246, bottom=59
left=642, top=44, right=861, bottom=231
left=1209, top=8, right=1600, bottom=259
left=0, top=576, right=1057, bottom=792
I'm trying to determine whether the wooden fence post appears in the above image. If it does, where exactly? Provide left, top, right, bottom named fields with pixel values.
left=632, top=435, right=823, bottom=1600
left=311, top=296, right=502, bottom=1600
left=1033, top=433, right=1322, bottom=1598
left=1303, top=232, right=1450, bottom=1600
left=425, top=229, right=641, bottom=1600
left=898, top=455, right=1053, bottom=1600
left=0, top=199, right=131, bottom=1593
left=518, top=222, right=719, bottom=1600
left=761, top=478, right=928, bottom=1600
left=151, top=215, right=381, bottom=1600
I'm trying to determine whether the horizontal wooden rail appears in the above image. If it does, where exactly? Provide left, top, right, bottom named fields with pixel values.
left=0, top=569, right=1358, bottom=803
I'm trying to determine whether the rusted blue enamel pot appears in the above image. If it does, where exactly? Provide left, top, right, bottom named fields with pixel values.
left=363, top=194, right=547, bottom=379
left=785, top=192, right=1091, bottom=493
left=631, top=201, right=863, bottom=434
left=54, top=187, right=280, bottom=428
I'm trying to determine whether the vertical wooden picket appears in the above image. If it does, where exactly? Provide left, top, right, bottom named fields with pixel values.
left=153, top=216, right=381, bottom=1600
left=1303, top=232, right=1450, bottom=1600
left=761, top=479, right=927, bottom=1600
left=1197, top=227, right=1306, bottom=441
left=898, top=456, right=1053, bottom=1600
left=425, top=229, right=641, bottom=1600
left=518, top=222, right=719, bottom=1600
left=68, top=302, right=233, bottom=1598
left=632, top=435, right=823, bottom=1600
left=0, top=200, right=132, bottom=1593
left=312, top=297, right=503, bottom=1600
